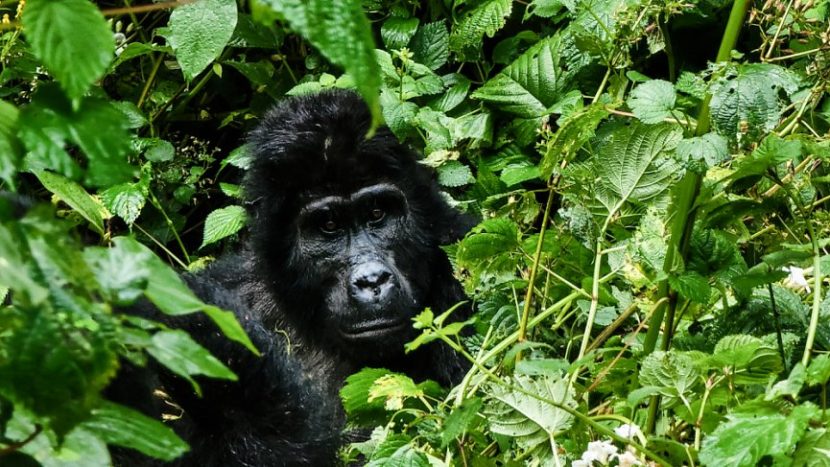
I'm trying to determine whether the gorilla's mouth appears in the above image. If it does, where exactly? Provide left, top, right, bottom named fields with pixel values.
left=339, top=317, right=409, bottom=340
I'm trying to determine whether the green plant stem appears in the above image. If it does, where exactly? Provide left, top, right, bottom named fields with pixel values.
left=802, top=222, right=823, bottom=366
left=148, top=193, right=190, bottom=264
left=137, top=54, right=164, bottom=110
left=659, top=18, right=676, bottom=82
left=517, top=189, right=555, bottom=343
left=578, top=214, right=612, bottom=360
left=643, top=0, right=752, bottom=435
left=454, top=291, right=580, bottom=406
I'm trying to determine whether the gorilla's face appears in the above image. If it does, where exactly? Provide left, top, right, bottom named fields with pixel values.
left=291, top=182, right=432, bottom=357
left=245, top=90, right=471, bottom=364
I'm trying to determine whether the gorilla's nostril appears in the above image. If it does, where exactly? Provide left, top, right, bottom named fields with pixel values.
left=350, top=263, right=396, bottom=302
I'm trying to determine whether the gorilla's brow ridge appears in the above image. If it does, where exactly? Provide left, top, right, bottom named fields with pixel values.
left=300, top=183, right=405, bottom=214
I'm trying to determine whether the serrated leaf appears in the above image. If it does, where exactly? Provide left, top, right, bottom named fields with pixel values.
left=201, top=205, right=247, bottom=248
left=164, top=0, right=238, bottom=81
left=450, top=0, right=512, bottom=54
left=22, top=0, right=114, bottom=99
left=410, top=21, right=450, bottom=70
left=34, top=170, right=105, bottom=235
left=437, top=161, right=474, bottom=187
left=441, top=398, right=483, bottom=448
left=484, top=375, right=575, bottom=458
left=262, top=0, right=382, bottom=128
left=380, top=88, right=418, bottom=138
left=639, top=351, right=701, bottom=408
left=627, top=79, right=677, bottom=124
left=83, top=242, right=151, bottom=306
left=83, top=401, right=188, bottom=461
left=340, top=368, right=394, bottom=426
left=710, top=63, right=801, bottom=140
left=676, top=133, right=729, bottom=170
left=100, top=174, right=149, bottom=225
left=592, top=122, right=682, bottom=213
left=381, top=17, right=419, bottom=49
left=540, top=104, right=608, bottom=179
left=792, top=428, right=830, bottom=467
left=700, top=404, right=812, bottom=467
left=668, top=272, right=711, bottom=303
left=729, top=134, right=802, bottom=182
left=472, top=35, right=570, bottom=118
left=711, top=335, right=783, bottom=384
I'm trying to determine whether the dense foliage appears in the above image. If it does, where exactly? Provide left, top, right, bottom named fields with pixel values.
left=1, top=0, right=829, bottom=465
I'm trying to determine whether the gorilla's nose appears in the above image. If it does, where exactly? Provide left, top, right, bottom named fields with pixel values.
left=349, top=262, right=396, bottom=305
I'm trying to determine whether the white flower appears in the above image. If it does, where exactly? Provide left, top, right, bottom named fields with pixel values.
left=582, top=440, right=618, bottom=464
left=572, top=460, right=592, bottom=467
left=614, top=423, right=643, bottom=440
left=783, top=266, right=811, bottom=292
left=616, top=449, right=642, bottom=467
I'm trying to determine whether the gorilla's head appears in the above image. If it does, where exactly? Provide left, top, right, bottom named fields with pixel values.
left=244, top=90, right=471, bottom=362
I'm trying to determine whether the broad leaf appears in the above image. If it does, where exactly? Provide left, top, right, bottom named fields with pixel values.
left=200, top=205, right=247, bottom=248
left=410, top=21, right=450, bottom=70
left=700, top=403, right=813, bottom=466
left=449, top=0, right=512, bottom=55
left=627, top=79, right=677, bottom=124
left=83, top=402, right=188, bottom=461
left=473, top=35, right=570, bottom=118
left=146, top=330, right=237, bottom=395
left=262, top=0, right=382, bottom=128
left=165, top=0, right=238, bottom=81
left=22, top=0, right=113, bottom=99
left=592, top=122, right=682, bottom=213
left=34, top=170, right=106, bottom=235
left=484, top=375, right=575, bottom=459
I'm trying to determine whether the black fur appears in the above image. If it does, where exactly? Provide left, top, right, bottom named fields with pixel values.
left=110, top=90, right=474, bottom=465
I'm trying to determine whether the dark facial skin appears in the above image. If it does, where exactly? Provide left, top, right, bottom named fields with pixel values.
left=292, top=183, right=426, bottom=355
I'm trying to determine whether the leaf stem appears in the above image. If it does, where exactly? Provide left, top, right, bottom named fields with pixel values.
left=643, top=0, right=752, bottom=435
left=517, top=189, right=555, bottom=343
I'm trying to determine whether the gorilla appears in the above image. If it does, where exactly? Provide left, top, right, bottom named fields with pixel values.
left=109, top=89, right=475, bottom=466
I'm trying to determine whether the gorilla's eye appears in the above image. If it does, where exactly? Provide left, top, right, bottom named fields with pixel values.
left=321, top=219, right=339, bottom=233
left=368, top=208, right=385, bottom=223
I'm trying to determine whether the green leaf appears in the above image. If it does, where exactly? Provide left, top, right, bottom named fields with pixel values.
left=147, top=329, right=237, bottom=395
left=20, top=86, right=134, bottom=187
left=627, top=79, right=677, bottom=124
left=164, top=0, right=238, bottom=81
left=379, top=88, right=418, bottom=138
left=676, top=133, right=730, bottom=170
left=792, top=428, right=830, bottom=467
left=639, top=351, right=701, bottom=408
left=540, top=104, right=608, bottom=179
left=0, top=100, right=22, bottom=190
left=381, top=17, right=419, bottom=49
left=340, top=368, right=393, bottom=426
left=472, top=35, right=570, bottom=118
left=83, top=242, right=151, bottom=306
left=410, top=21, right=450, bottom=70
left=449, top=0, right=512, bottom=54
left=22, top=0, right=114, bottom=99
left=668, top=272, right=712, bottom=304
left=33, top=170, right=105, bottom=235
left=437, top=161, right=475, bottom=187
left=710, top=63, right=801, bottom=141
left=83, top=401, right=188, bottom=461
left=700, top=404, right=812, bottom=467
left=806, top=354, right=830, bottom=387
left=262, top=0, right=382, bottom=128
left=710, top=335, right=783, bottom=385
left=201, top=205, right=247, bottom=248
left=115, top=237, right=257, bottom=354
left=729, top=134, right=802, bottom=182
left=100, top=173, right=149, bottom=225
left=592, top=122, right=682, bottom=213
left=441, top=398, right=483, bottom=448
left=484, top=375, right=575, bottom=459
